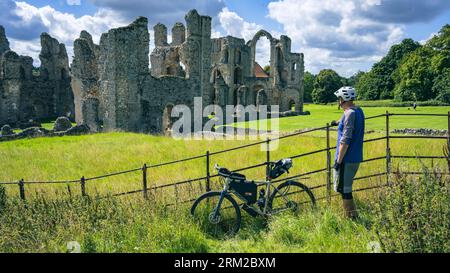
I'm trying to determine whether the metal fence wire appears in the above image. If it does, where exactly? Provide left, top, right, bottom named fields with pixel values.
left=1, top=111, right=449, bottom=205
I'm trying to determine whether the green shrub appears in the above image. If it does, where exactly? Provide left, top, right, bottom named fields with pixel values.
left=372, top=170, right=450, bottom=253
left=0, top=185, right=6, bottom=212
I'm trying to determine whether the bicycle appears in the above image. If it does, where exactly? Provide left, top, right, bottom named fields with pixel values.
left=191, top=158, right=316, bottom=237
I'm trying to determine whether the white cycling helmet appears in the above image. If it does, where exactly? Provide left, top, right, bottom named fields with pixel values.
left=334, top=86, right=356, bottom=101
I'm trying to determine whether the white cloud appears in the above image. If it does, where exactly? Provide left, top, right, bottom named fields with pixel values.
left=8, top=38, right=41, bottom=62
left=6, top=1, right=129, bottom=66
left=267, top=0, right=406, bottom=76
left=66, top=0, right=81, bottom=6
left=3, top=0, right=226, bottom=67
left=218, top=7, right=262, bottom=41
left=218, top=8, right=277, bottom=67
left=90, top=0, right=225, bottom=26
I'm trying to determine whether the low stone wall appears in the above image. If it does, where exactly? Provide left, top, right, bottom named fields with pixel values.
left=392, top=128, right=448, bottom=136
left=0, top=124, right=91, bottom=142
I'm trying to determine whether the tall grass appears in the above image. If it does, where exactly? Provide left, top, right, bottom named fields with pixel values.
left=0, top=171, right=448, bottom=253
left=372, top=169, right=450, bottom=253
left=0, top=192, right=376, bottom=253
left=1, top=132, right=447, bottom=201
left=1, top=127, right=448, bottom=253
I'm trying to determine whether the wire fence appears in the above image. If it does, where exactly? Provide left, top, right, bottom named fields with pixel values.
left=1, top=111, right=449, bottom=206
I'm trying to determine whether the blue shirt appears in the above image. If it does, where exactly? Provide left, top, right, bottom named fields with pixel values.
left=335, top=106, right=365, bottom=163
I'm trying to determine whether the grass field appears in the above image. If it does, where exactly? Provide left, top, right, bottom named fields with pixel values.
left=235, top=104, right=449, bottom=132
left=1, top=131, right=448, bottom=199
left=0, top=104, right=448, bottom=253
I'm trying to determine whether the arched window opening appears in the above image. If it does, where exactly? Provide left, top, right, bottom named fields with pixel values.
left=40, top=68, right=49, bottom=80
left=61, top=68, right=68, bottom=80
left=255, top=36, right=271, bottom=73
left=234, top=67, right=242, bottom=85
left=224, top=49, right=229, bottom=64
left=235, top=49, right=242, bottom=65
left=20, top=67, right=26, bottom=79
left=289, top=100, right=296, bottom=111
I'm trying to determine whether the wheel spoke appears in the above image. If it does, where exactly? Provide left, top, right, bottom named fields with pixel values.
left=270, top=182, right=314, bottom=214
left=192, top=193, right=240, bottom=237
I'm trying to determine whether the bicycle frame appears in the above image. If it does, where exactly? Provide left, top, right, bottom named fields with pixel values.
left=212, top=177, right=298, bottom=218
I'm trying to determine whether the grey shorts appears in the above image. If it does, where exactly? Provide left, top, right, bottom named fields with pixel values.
left=333, top=162, right=360, bottom=194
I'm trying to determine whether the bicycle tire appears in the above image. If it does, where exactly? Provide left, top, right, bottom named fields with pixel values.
left=267, top=180, right=316, bottom=214
left=191, top=191, right=242, bottom=237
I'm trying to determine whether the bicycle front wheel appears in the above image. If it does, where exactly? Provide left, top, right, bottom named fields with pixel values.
left=191, top=191, right=241, bottom=238
left=268, top=180, right=316, bottom=215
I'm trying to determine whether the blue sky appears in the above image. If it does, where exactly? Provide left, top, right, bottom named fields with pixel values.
left=1, top=0, right=449, bottom=77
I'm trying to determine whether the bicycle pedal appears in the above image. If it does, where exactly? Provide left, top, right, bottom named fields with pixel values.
left=241, top=204, right=258, bottom=217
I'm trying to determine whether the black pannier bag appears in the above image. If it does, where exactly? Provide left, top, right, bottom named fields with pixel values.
left=228, top=173, right=257, bottom=204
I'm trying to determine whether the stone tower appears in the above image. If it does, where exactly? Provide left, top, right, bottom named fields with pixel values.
left=98, top=17, right=150, bottom=132
left=71, top=31, right=100, bottom=132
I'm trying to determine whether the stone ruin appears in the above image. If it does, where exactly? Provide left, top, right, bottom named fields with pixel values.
left=0, top=9, right=304, bottom=137
left=0, top=26, right=74, bottom=128
left=72, top=9, right=304, bottom=134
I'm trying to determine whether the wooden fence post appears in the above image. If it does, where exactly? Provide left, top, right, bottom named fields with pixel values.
left=385, top=111, right=391, bottom=186
left=80, top=176, right=86, bottom=197
left=142, top=164, right=148, bottom=199
left=447, top=111, right=450, bottom=154
left=326, top=124, right=331, bottom=205
left=206, top=151, right=211, bottom=192
left=447, top=111, right=450, bottom=172
left=18, top=179, right=25, bottom=201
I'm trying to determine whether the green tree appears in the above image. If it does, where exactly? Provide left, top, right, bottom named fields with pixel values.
left=303, top=71, right=315, bottom=102
left=355, top=71, right=381, bottom=100
left=427, top=24, right=450, bottom=51
left=433, top=68, right=450, bottom=103
left=312, top=69, right=342, bottom=103
left=394, top=47, right=435, bottom=101
left=345, top=70, right=365, bottom=87
left=394, top=25, right=450, bottom=102
left=358, top=39, right=421, bottom=100
left=427, top=25, right=450, bottom=75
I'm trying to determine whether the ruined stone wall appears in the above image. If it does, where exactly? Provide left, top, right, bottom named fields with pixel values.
left=71, top=31, right=100, bottom=131
left=39, top=33, right=74, bottom=117
left=98, top=17, right=150, bottom=132
left=142, top=76, right=196, bottom=133
left=209, top=31, right=304, bottom=113
left=70, top=9, right=304, bottom=135
left=0, top=27, right=74, bottom=127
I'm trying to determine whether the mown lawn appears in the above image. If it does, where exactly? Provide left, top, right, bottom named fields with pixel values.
left=235, top=104, right=449, bottom=132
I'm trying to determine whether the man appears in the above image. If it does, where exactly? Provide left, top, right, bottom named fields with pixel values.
left=331, top=86, right=365, bottom=219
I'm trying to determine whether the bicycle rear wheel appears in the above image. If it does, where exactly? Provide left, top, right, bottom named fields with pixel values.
left=191, top=191, right=241, bottom=238
left=268, top=180, right=316, bottom=215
